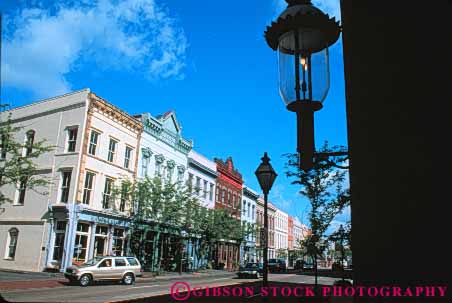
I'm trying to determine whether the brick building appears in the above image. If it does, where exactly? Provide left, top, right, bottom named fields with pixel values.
left=213, top=157, right=243, bottom=270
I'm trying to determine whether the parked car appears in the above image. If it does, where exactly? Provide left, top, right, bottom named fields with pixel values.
left=64, top=256, right=142, bottom=287
left=268, top=258, right=287, bottom=272
left=332, top=262, right=344, bottom=271
left=302, top=262, right=314, bottom=270
left=237, top=262, right=263, bottom=279
left=294, top=259, right=304, bottom=270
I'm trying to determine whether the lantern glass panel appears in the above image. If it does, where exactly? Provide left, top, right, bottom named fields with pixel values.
left=278, top=31, right=330, bottom=105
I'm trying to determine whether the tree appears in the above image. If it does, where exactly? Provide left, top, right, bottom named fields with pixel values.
left=120, top=176, right=186, bottom=272
left=0, top=113, right=54, bottom=205
left=285, top=141, right=350, bottom=290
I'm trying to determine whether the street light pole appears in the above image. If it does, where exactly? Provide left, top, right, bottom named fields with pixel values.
left=263, top=191, right=269, bottom=287
left=255, top=152, right=277, bottom=289
left=338, top=224, right=345, bottom=280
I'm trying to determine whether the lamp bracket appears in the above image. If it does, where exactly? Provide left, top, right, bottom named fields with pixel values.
left=286, top=100, right=323, bottom=113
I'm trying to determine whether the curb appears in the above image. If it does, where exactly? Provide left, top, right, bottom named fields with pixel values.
left=0, top=268, right=63, bottom=278
left=136, top=272, right=235, bottom=283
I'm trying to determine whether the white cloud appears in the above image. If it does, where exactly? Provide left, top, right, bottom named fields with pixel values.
left=2, top=0, right=188, bottom=98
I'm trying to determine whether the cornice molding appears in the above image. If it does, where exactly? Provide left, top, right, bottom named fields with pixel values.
left=88, top=93, right=143, bottom=133
left=188, top=158, right=218, bottom=179
left=141, top=115, right=193, bottom=155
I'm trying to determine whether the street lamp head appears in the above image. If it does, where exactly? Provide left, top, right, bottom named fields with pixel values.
left=338, top=224, right=345, bottom=234
left=264, top=0, right=340, bottom=171
left=265, top=0, right=340, bottom=106
left=255, top=152, right=277, bottom=195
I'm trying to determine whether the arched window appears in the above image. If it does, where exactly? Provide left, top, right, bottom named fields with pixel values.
left=25, top=130, right=35, bottom=156
left=5, top=228, right=19, bottom=259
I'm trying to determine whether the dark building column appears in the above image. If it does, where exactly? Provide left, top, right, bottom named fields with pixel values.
left=341, top=0, right=452, bottom=299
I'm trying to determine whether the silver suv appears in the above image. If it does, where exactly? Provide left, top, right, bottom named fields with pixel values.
left=64, top=256, right=142, bottom=287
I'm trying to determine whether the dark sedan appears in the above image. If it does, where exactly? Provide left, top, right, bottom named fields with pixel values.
left=237, top=263, right=263, bottom=279
left=268, top=258, right=287, bottom=272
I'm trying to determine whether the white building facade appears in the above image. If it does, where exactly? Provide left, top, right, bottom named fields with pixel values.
left=240, top=186, right=258, bottom=264
left=187, top=150, right=217, bottom=209
left=135, top=111, right=192, bottom=183
left=293, top=217, right=304, bottom=250
left=0, top=89, right=143, bottom=272
left=275, top=208, right=289, bottom=265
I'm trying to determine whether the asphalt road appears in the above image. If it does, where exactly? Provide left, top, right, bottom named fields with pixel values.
left=0, top=273, right=341, bottom=303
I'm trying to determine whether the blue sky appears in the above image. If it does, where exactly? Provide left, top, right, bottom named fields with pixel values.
left=0, top=0, right=349, bottom=233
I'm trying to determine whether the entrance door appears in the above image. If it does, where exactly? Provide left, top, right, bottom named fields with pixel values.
left=94, top=225, right=109, bottom=257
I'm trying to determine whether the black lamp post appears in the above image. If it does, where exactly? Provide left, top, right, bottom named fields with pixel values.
left=255, top=152, right=277, bottom=287
left=265, top=0, right=341, bottom=170
left=338, top=224, right=345, bottom=272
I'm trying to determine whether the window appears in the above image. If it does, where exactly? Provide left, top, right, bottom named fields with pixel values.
left=16, top=177, right=27, bottom=205
left=209, top=183, right=214, bottom=201
left=221, top=189, right=226, bottom=203
left=73, top=223, right=89, bottom=262
left=102, top=178, right=114, bottom=209
left=142, top=155, right=150, bottom=177
left=60, top=171, right=72, bottom=203
left=82, top=172, right=95, bottom=205
left=243, top=201, right=247, bottom=215
left=233, top=194, right=237, bottom=208
left=98, top=258, right=112, bottom=268
left=188, top=173, right=193, bottom=191
left=248, top=203, right=251, bottom=218
left=88, top=130, right=99, bottom=155
left=124, top=146, right=132, bottom=168
left=94, top=226, right=108, bottom=257
left=127, top=257, right=138, bottom=266
left=155, top=154, right=165, bottom=176
left=5, top=228, right=18, bottom=259
left=115, top=258, right=127, bottom=267
left=252, top=205, right=255, bottom=220
left=166, top=160, right=175, bottom=181
left=203, top=180, right=208, bottom=198
left=120, top=183, right=128, bottom=212
left=52, top=221, right=66, bottom=261
left=107, top=139, right=117, bottom=162
left=66, top=128, right=77, bottom=152
left=1, top=134, right=7, bottom=159
left=24, top=130, right=35, bottom=156
left=177, top=167, right=184, bottom=182
left=228, top=192, right=232, bottom=206
left=112, top=228, right=125, bottom=256
left=196, top=177, right=201, bottom=196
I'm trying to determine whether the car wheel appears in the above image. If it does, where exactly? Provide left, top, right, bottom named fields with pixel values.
left=79, top=274, right=92, bottom=287
left=122, top=273, right=135, bottom=285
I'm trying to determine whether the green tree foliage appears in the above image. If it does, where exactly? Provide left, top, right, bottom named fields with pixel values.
left=0, top=113, right=54, bottom=205
left=286, top=141, right=350, bottom=280
left=118, top=176, right=252, bottom=272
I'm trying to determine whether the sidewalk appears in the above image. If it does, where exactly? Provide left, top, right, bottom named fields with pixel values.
left=0, top=269, right=235, bottom=291
left=137, top=269, right=235, bottom=282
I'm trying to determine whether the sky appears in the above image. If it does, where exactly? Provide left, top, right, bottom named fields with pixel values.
left=0, top=0, right=349, bottom=234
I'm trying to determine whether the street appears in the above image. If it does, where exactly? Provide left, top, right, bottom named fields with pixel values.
left=0, top=273, right=342, bottom=303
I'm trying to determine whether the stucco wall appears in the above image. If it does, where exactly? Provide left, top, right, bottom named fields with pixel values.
left=0, top=223, right=49, bottom=271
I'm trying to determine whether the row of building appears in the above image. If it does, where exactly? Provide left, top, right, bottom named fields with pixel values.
left=0, top=89, right=310, bottom=272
